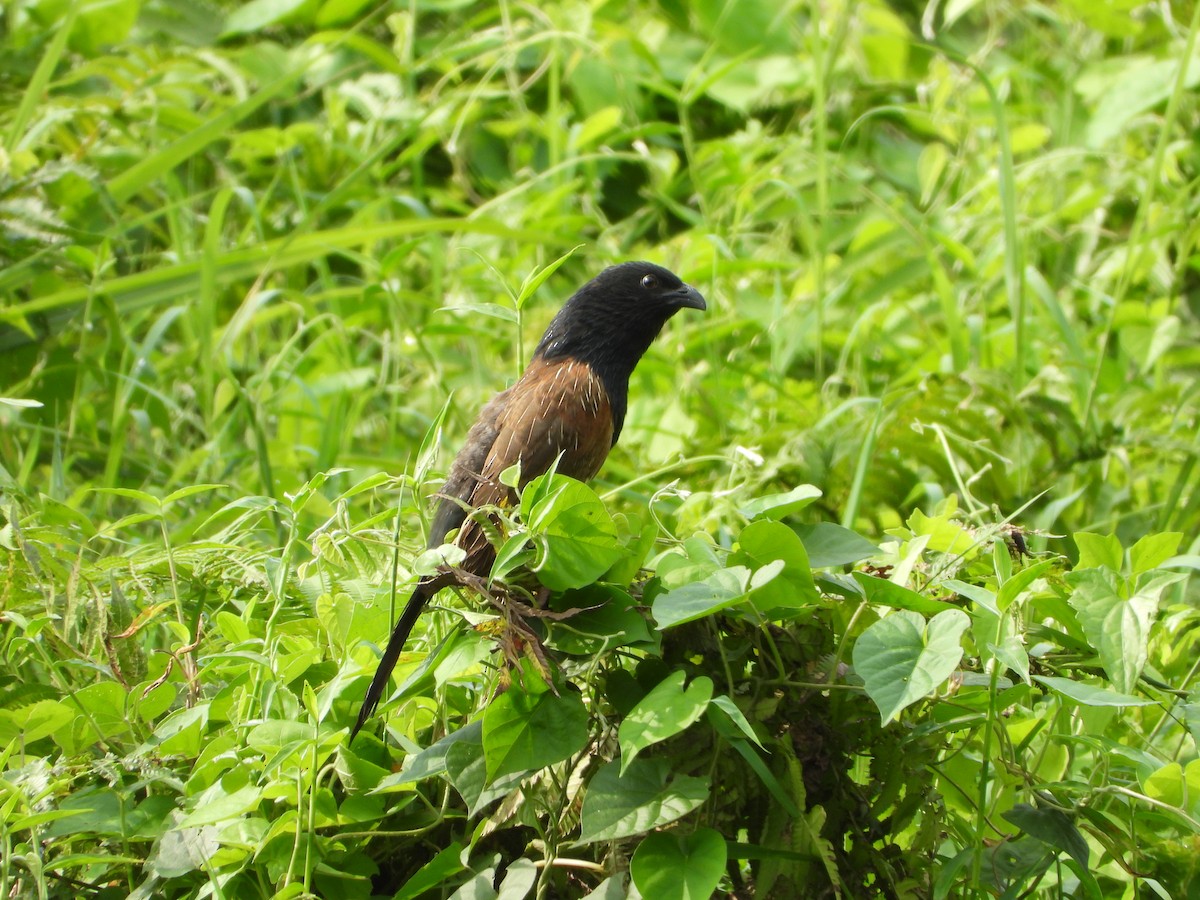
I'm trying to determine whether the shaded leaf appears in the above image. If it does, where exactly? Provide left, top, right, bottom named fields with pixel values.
left=1002, top=803, right=1089, bottom=869
left=631, top=828, right=726, bottom=900
left=793, top=523, right=879, bottom=567
left=578, top=759, right=710, bottom=843
left=482, top=675, right=588, bottom=780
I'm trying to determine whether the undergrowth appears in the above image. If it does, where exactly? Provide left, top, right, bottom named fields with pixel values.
left=1, top=0, right=1198, bottom=897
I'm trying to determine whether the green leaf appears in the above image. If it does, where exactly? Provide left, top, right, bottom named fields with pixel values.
left=996, top=559, right=1057, bottom=610
left=162, top=483, right=227, bottom=506
left=496, top=859, right=538, bottom=899
left=714, top=732, right=799, bottom=818
left=1083, top=53, right=1200, bottom=146
left=515, top=246, right=583, bottom=310
left=6, top=1, right=77, bottom=152
left=853, top=572, right=960, bottom=615
left=38, top=788, right=124, bottom=838
left=107, top=68, right=303, bottom=204
left=656, top=537, right=723, bottom=587
left=67, top=0, right=142, bottom=56
left=943, top=579, right=999, bottom=616
left=739, top=485, right=822, bottom=521
left=918, top=142, right=949, bottom=206
left=904, top=507, right=978, bottom=558
left=386, top=629, right=491, bottom=709
left=152, top=705, right=208, bottom=757
left=521, top=474, right=625, bottom=591
left=707, top=695, right=765, bottom=750
left=694, top=0, right=797, bottom=55
left=630, top=828, right=727, bottom=900
left=221, top=0, right=309, bottom=35
left=651, top=566, right=751, bottom=628
left=1001, top=803, right=1089, bottom=869
left=969, top=600, right=1031, bottom=684
left=578, top=759, right=710, bottom=843
left=545, top=585, right=655, bottom=655
left=1133, top=568, right=1188, bottom=604
left=179, top=784, right=263, bottom=827
left=573, top=107, right=623, bottom=151
left=732, top=520, right=819, bottom=612
left=579, top=878, right=629, bottom=900
left=605, top=511, right=659, bottom=585
left=481, top=674, right=588, bottom=780
left=73, top=682, right=130, bottom=742
left=1186, top=692, right=1200, bottom=751
left=490, top=532, right=534, bottom=582
left=12, top=219, right=543, bottom=324
left=1141, top=760, right=1200, bottom=813
left=381, top=721, right=484, bottom=789
left=315, top=0, right=376, bottom=27
left=0, top=396, right=43, bottom=409
left=1061, top=0, right=1145, bottom=37
left=443, top=301, right=518, bottom=323
left=1065, top=568, right=1156, bottom=693
left=90, top=487, right=161, bottom=508
left=989, top=629, right=1031, bottom=685
left=1032, top=676, right=1157, bottom=707
left=619, top=672, right=713, bottom=773
left=392, top=843, right=466, bottom=900
left=793, top=523, right=879, bottom=567
left=445, top=740, right=525, bottom=816
left=2, top=700, right=74, bottom=743
left=246, top=720, right=313, bottom=752
left=1073, top=532, right=1123, bottom=572
left=852, top=609, right=970, bottom=723
left=145, top=824, right=219, bottom=879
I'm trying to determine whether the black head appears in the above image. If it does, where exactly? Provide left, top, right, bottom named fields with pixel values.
left=534, top=261, right=706, bottom=365
left=533, top=261, right=706, bottom=443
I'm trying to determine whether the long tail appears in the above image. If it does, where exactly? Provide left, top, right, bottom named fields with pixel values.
left=349, top=580, right=435, bottom=741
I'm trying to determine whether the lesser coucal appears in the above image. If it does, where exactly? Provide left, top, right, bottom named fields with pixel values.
left=350, top=261, right=706, bottom=739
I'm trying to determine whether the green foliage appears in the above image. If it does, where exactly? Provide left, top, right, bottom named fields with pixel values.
left=2, top=0, right=1200, bottom=897
left=852, top=608, right=969, bottom=723
left=631, top=827, right=726, bottom=900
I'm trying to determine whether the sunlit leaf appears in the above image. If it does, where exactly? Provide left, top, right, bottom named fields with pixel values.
left=619, top=671, right=713, bottom=772
left=853, top=609, right=970, bottom=723
left=521, top=474, right=625, bottom=591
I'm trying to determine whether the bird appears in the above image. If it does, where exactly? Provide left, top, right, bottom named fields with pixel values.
left=349, top=261, right=706, bottom=740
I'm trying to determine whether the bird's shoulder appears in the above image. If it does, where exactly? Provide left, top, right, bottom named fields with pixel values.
left=430, top=357, right=615, bottom=546
left=485, top=356, right=614, bottom=477
left=502, top=355, right=612, bottom=423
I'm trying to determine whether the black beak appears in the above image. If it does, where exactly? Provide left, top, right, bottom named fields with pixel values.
left=673, top=284, right=707, bottom=311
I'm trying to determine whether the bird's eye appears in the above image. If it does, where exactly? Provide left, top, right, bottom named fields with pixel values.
left=640, top=274, right=658, bottom=289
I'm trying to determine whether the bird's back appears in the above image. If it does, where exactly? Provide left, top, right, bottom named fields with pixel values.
left=427, top=356, right=615, bottom=566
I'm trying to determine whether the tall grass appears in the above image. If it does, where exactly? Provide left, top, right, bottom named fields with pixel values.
left=1, top=0, right=1198, bottom=896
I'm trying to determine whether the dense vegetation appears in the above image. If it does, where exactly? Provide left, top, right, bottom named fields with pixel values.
left=2, top=0, right=1198, bottom=897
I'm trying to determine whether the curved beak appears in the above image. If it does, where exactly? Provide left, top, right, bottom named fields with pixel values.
left=674, top=284, right=707, bottom=311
